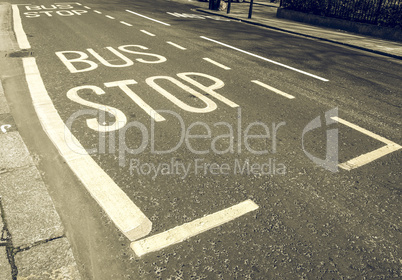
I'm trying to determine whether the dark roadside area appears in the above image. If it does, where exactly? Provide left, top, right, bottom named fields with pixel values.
left=175, top=0, right=402, bottom=58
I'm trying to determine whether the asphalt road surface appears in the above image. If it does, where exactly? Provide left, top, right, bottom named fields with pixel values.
left=3, top=0, right=401, bottom=278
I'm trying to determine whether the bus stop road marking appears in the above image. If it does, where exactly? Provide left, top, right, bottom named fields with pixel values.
left=332, top=117, right=401, bottom=170
left=22, top=57, right=152, bottom=241
left=131, top=200, right=259, bottom=257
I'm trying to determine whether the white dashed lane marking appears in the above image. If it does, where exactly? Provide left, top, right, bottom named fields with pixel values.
left=203, top=58, right=231, bottom=70
left=126, top=9, right=171, bottom=26
left=167, top=41, right=186, bottom=50
left=120, top=21, right=133, bottom=26
left=252, top=80, right=295, bottom=99
left=200, top=36, right=329, bottom=82
left=140, top=30, right=156, bottom=36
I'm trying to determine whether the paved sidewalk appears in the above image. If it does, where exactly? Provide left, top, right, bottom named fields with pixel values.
left=0, top=83, right=82, bottom=280
left=0, top=3, right=81, bottom=279
left=193, top=0, right=402, bottom=58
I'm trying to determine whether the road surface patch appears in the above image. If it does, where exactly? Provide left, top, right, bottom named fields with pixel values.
left=251, top=80, right=295, bottom=99
left=332, top=117, right=401, bottom=170
left=131, top=200, right=259, bottom=257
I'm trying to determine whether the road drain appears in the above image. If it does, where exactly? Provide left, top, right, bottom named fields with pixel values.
left=6, top=50, right=34, bottom=58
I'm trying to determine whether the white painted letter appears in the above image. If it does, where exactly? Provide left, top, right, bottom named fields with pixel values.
left=178, top=72, right=238, bottom=108
left=118, top=45, right=167, bottom=64
left=104, top=80, right=165, bottom=122
left=56, top=51, right=98, bottom=73
left=25, top=5, right=41, bottom=11
left=56, top=10, right=75, bottom=16
left=24, top=12, right=40, bottom=18
left=146, top=76, right=217, bottom=113
left=67, top=85, right=127, bottom=132
left=72, top=10, right=88, bottom=15
left=87, top=47, right=134, bottom=68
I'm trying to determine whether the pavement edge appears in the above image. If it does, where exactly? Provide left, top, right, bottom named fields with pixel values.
left=0, top=3, right=82, bottom=279
left=195, top=7, right=402, bottom=60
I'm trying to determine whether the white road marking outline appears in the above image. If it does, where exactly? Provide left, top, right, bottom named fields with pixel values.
left=332, top=117, right=402, bottom=170
left=131, top=200, right=259, bottom=257
left=251, top=80, right=295, bottom=99
left=105, top=15, right=115, bottom=19
left=140, top=30, right=156, bottom=37
left=120, top=21, right=133, bottom=26
left=167, top=41, right=186, bottom=50
left=200, top=36, right=329, bottom=82
left=203, top=58, right=231, bottom=70
left=22, top=57, right=152, bottom=241
left=126, top=10, right=171, bottom=26
left=12, top=5, right=31, bottom=49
